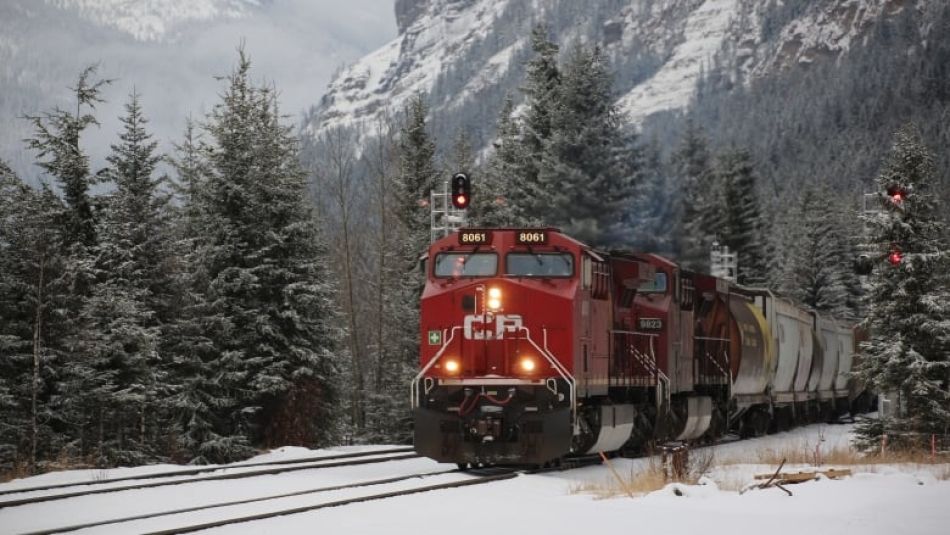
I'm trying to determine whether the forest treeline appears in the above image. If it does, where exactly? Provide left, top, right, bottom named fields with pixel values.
left=1, top=20, right=947, bottom=476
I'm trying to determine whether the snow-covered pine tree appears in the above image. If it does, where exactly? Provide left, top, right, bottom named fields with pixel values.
left=779, top=184, right=847, bottom=315
left=673, top=118, right=717, bottom=272
left=513, top=24, right=560, bottom=224
left=24, top=65, right=111, bottom=248
left=394, top=92, right=439, bottom=253
left=446, top=128, right=474, bottom=178
left=175, top=51, right=345, bottom=461
left=856, top=125, right=950, bottom=447
left=538, top=42, right=638, bottom=247
left=165, top=119, right=230, bottom=463
left=715, top=148, right=769, bottom=285
left=628, top=138, right=673, bottom=254
left=473, top=96, right=522, bottom=227
left=252, top=90, right=345, bottom=449
left=73, top=91, right=173, bottom=464
left=0, top=163, right=70, bottom=473
left=24, top=66, right=113, bottom=462
left=379, top=93, right=441, bottom=442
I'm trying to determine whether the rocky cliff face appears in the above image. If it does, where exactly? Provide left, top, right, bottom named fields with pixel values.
left=306, top=0, right=928, bottom=146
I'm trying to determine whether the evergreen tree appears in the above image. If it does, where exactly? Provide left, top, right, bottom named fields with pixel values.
left=856, top=125, right=950, bottom=447
left=513, top=24, right=560, bottom=223
left=23, top=66, right=111, bottom=462
left=394, top=93, right=439, bottom=254
left=381, top=93, right=441, bottom=443
left=0, top=164, right=69, bottom=472
left=537, top=43, right=638, bottom=246
left=176, top=51, right=344, bottom=461
left=447, top=128, right=475, bottom=177
left=24, top=65, right=111, bottom=248
left=715, top=148, right=768, bottom=285
left=473, top=96, right=522, bottom=227
left=628, top=138, right=673, bottom=253
left=673, top=118, right=717, bottom=272
left=780, top=184, right=847, bottom=314
left=73, top=91, right=172, bottom=464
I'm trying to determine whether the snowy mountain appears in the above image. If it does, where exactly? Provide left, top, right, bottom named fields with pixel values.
left=306, top=0, right=932, bottom=144
left=47, top=0, right=260, bottom=42
left=0, top=0, right=396, bottom=184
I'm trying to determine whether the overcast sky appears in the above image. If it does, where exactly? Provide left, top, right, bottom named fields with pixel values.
left=0, top=0, right=399, bottom=183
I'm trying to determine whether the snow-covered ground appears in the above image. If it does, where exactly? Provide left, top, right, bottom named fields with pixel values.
left=2, top=423, right=948, bottom=534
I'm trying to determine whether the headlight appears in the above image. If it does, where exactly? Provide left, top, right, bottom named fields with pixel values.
left=487, top=287, right=502, bottom=310
left=444, top=359, right=460, bottom=373
left=519, top=357, right=536, bottom=373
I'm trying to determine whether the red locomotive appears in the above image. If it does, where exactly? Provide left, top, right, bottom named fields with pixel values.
left=412, top=228, right=865, bottom=467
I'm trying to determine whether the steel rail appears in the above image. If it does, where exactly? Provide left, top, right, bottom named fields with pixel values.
left=139, top=471, right=521, bottom=535
left=0, top=453, right=419, bottom=509
left=0, top=447, right=415, bottom=498
left=20, top=468, right=460, bottom=535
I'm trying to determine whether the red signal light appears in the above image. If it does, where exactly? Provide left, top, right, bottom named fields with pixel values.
left=888, top=250, right=903, bottom=266
left=451, top=173, right=471, bottom=210
left=886, top=184, right=907, bottom=205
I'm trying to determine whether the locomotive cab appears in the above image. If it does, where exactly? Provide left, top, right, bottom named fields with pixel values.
left=413, top=229, right=585, bottom=466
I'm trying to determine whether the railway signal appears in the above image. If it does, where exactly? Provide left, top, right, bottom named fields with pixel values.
left=888, top=246, right=903, bottom=266
left=886, top=184, right=907, bottom=206
left=451, top=172, right=471, bottom=209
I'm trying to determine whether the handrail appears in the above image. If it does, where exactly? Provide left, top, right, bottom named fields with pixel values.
left=520, top=326, right=576, bottom=420
left=410, top=326, right=462, bottom=410
left=613, top=329, right=670, bottom=408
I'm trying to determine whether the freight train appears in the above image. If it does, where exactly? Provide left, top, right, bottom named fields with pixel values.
left=412, top=228, right=868, bottom=467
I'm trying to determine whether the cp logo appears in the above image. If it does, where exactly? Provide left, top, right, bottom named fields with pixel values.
left=463, top=314, right=523, bottom=340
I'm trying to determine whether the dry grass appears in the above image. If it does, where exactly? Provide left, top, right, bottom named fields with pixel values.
left=747, top=444, right=950, bottom=467
left=0, top=461, right=33, bottom=483
left=1, top=451, right=97, bottom=483
left=570, top=460, right=669, bottom=499
left=571, top=450, right=715, bottom=499
left=571, top=441, right=950, bottom=499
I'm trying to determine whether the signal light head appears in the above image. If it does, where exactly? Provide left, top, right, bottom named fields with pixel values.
left=888, top=250, right=903, bottom=266
left=886, top=184, right=907, bottom=204
left=451, top=172, right=471, bottom=210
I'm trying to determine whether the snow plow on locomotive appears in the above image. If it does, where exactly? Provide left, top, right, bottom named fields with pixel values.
left=411, top=228, right=864, bottom=466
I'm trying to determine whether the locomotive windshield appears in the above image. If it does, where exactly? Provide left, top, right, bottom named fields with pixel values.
left=505, top=253, right=574, bottom=277
left=433, top=252, right=498, bottom=278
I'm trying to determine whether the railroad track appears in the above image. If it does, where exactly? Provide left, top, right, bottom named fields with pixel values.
left=17, top=468, right=468, bottom=535
left=0, top=447, right=414, bottom=498
left=7, top=459, right=597, bottom=534
left=137, top=471, right=520, bottom=535
left=128, top=460, right=608, bottom=534
left=5, top=450, right=616, bottom=534
left=0, top=449, right=419, bottom=509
